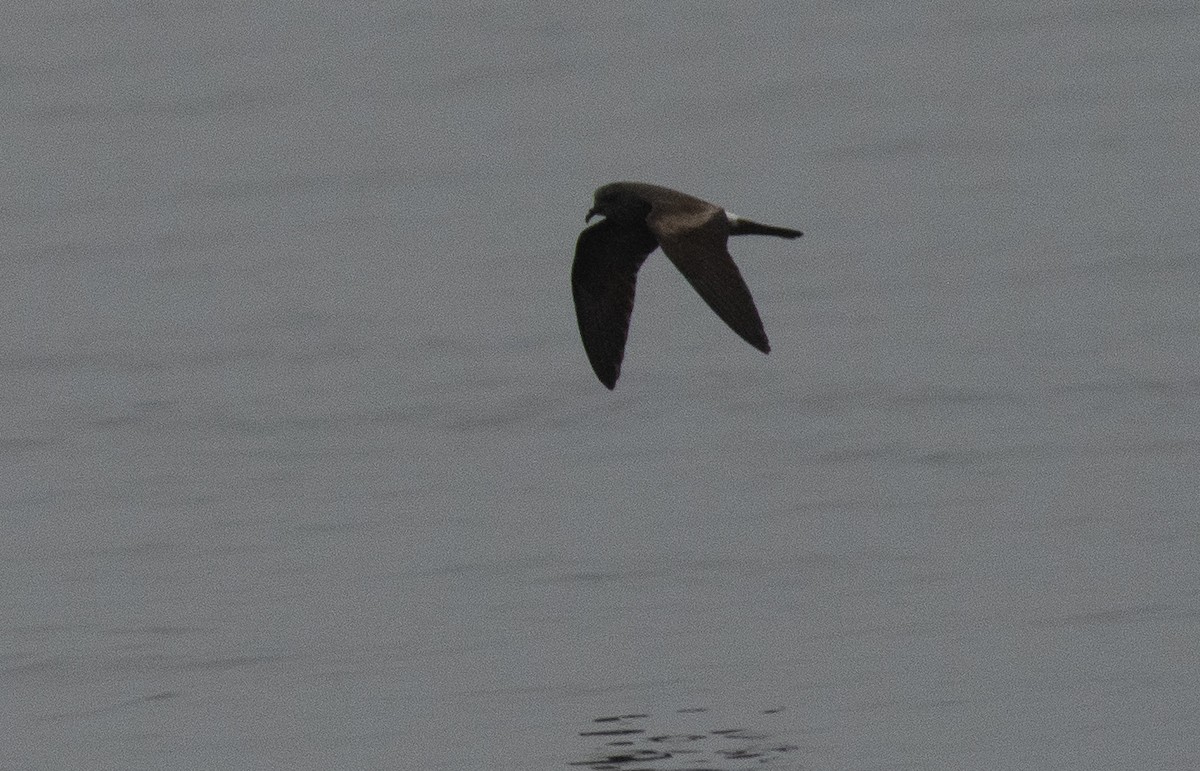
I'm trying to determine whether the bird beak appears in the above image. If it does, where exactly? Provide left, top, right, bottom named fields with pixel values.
left=585, top=207, right=598, bottom=222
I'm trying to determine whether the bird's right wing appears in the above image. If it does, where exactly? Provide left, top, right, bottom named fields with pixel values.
left=571, top=218, right=659, bottom=389
left=648, top=206, right=770, bottom=354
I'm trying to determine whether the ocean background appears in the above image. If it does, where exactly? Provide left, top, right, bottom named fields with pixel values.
left=4, top=2, right=1199, bottom=769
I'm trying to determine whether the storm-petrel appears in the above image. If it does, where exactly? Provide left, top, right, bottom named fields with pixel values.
left=572, top=181, right=802, bottom=389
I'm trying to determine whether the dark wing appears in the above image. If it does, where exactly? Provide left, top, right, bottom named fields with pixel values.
left=647, top=206, right=770, bottom=353
left=571, top=218, right=659, bottom=388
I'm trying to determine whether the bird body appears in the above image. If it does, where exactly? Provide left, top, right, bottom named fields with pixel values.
left=571, top=182, right=802, bottom=389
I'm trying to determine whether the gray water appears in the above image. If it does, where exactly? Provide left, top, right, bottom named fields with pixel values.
left=4, top=2, right=1200, bottom=769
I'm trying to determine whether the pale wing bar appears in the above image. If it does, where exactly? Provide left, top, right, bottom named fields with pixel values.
left=649, top=209, right=770, bottom=354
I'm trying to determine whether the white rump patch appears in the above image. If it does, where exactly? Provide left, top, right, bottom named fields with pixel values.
left=725, top=211, right=741, bottom=224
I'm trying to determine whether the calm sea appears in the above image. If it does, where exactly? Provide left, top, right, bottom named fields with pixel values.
left=3, top=2, right=1199, bottom=769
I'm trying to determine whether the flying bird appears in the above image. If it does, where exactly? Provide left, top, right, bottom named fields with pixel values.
left=571, top=181, right=802, bottom=389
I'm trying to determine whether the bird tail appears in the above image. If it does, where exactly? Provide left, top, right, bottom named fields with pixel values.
left=728, top=217, right=803, bottom=239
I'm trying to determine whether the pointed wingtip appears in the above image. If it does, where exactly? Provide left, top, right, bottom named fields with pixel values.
left=595, top=365, right=619, bottom=389
left=743, top=333, right=770, bottom=354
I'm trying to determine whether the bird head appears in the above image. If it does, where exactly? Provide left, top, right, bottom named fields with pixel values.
left=586, top=183, right=651, bottom=224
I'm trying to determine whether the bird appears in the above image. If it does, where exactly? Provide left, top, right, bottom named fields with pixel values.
left=571, top=181, right=802, bottom=389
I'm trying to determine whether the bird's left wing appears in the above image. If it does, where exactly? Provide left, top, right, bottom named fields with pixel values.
left=571, top=218, right=659, bottom=388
